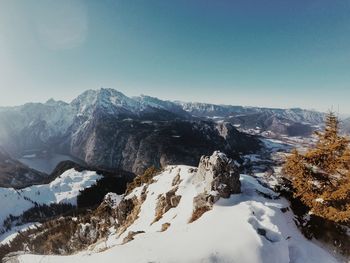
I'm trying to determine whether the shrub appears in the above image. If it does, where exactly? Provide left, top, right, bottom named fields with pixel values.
left=126, top=166, right=159, bottom=194
left=77, top=176, right=132, bottom=208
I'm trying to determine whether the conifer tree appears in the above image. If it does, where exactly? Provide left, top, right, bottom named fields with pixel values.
left=284, top=112, right=350, bottom=222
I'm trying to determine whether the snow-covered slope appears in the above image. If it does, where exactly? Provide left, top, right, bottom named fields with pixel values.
left=0, top=169, right=102, bottom=237
left=14, top=154, right=341, bottom=263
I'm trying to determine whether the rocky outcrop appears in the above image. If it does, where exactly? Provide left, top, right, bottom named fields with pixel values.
left=116, top=196, right=144, bottom=235
left=194, top=151, right=241, bottom=198
left=115, top=198, right=136, bottom=226
left=153, top=187, right=182, bottom=223
left=191, top=151, right=240, bottom=222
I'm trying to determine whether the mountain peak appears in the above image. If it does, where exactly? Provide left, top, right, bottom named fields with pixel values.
left=45, top=98, right=68, bottom=107
left=70, top=88, right=138, bottom=116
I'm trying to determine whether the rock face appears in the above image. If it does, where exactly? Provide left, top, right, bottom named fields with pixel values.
left=69, top=117, right=260, bottom=175
left=153, top=187, right=181, bottom=223
left=191, top=151, right=241, bottom=222
left=195, top=151, right=241, bottom=198
left=115, top=198, right=136, bottom=226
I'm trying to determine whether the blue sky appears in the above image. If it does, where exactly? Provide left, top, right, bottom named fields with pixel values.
left=0, top=0, right=350, bottom=113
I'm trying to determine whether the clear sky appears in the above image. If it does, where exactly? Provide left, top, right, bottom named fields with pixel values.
left=0, top=0, right=350, bottom=113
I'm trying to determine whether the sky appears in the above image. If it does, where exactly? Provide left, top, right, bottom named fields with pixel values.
left=0, top=0, right=350, bottom=113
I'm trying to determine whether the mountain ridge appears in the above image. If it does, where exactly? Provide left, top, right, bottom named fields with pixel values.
left=0, top=88, right=324, bottom=175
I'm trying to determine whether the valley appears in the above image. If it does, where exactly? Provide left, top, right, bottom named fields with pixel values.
left=0, top=89, right=348, bottom=263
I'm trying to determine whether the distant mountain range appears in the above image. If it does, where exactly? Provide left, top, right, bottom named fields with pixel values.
left=0, top=88, right=325, bottom=174
left=178, top=102, right=325, bottom=135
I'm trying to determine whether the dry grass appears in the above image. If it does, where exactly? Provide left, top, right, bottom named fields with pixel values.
left=126, top=166, right=159, bottom=195
left=188, top=206, right=212, bottom=223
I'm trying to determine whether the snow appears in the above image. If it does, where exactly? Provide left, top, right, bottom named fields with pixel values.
left=16, top=166, right=341, bottom=263
left=261, top=138, right=292, bottom=152
left=0, top=169, right=102, bottom=235
left=21, top=154, right=36, bottom=159
left=315, top=198, right=324, bottom=203
left=103, top=193, right=123, bottom=209
left=0, top=223, right=41, bottom=245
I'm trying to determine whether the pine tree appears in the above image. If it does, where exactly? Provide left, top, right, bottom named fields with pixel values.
left=283, top=112, right=350, bottom=222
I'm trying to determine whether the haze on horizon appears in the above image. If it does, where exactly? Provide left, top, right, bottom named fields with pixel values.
left=0, top=0, right=350, bottom=113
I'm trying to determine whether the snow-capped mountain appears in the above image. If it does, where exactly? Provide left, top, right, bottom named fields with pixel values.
left=178, top=102, right=325, bottom=136
left=71, top=88, right=190, bottom=119
left=0, top=88, right=328, bottom=176
left=0, top=88, right=260, bottom=175
left=178, top=101, right=324, bottom=123
left=2, top=151, right=343, bottom=263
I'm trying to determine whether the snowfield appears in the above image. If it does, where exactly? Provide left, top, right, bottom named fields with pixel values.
left=15, top=165, right=341, bottom=263
left=0, top=169, right=102, bottom=242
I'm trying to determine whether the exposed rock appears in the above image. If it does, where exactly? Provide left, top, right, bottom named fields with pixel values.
left=117, top=197, right=143, bottom=235
left=195, top=151, right=241, bottom=198
left=122, top=231, right=145, bottom=244
left=115, top=198, right=135, bottom=226
left=190, top=151, right=240, bottom=222
left=153, top=187, right=181, bottom=224
left=189, top=206, right=212, bottom=223
left=192, top=193, right=215, bottom=211
left=172, top=173, right=182, bottom=186
left=160, top=223, right=171, bottom=232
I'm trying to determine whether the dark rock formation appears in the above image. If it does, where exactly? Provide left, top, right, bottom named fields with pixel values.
left=68, top=117, right=260, bottom=175
left=115, top=198, right=135, bottom=226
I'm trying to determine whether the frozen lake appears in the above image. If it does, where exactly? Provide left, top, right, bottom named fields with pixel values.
left=19, top=153, right=85, bottom=174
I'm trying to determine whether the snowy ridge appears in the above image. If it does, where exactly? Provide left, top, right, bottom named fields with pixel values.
left=0, top=169, right=102, bottom=239
left=178, top=101, right=325, bottom=124
left=15, top=163, right=340, bottom=263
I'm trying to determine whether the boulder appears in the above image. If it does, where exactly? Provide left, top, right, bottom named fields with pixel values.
left=195, top=151, right=241, bottom=198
